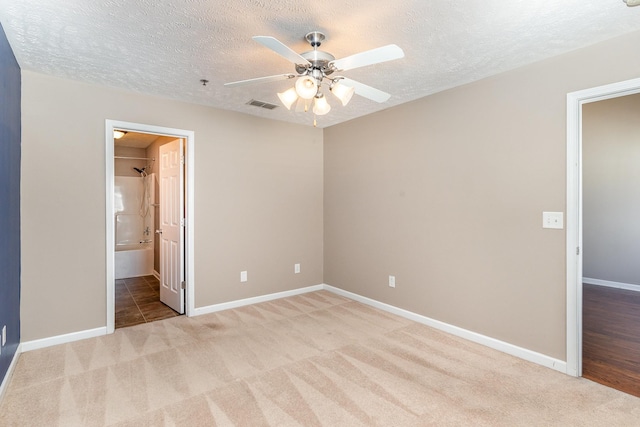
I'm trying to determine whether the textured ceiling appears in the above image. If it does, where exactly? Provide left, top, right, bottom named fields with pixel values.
left=1, top=0, right=639, bottom=128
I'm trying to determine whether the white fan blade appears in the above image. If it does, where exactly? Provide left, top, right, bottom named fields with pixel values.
left=340, top=78, right=391, bottom=103
left=224, top=73, right=296, bottom=88
left=330, top=44, right=404, bottom=72
left=253, top=36, right=312, bottom=66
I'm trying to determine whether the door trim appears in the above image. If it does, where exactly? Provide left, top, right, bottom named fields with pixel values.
left=566, top=77, right=640, bottom=377
left=105, top=120, right=195, bottom=334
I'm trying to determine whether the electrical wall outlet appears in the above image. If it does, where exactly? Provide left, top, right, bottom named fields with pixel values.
left=389, top=275, right=396, bottom=288
left=240, top=271, right=248, bottom=282
left=294, top=263, right=301, bottom=274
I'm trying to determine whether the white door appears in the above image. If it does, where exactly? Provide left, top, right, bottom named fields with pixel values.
left=159, top=138, right=185, bottom=313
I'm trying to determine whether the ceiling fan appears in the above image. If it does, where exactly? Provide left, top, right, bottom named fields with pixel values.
left=225, top=31, right=404, bottom=117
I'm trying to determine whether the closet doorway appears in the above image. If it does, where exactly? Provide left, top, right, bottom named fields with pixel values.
left=105, top=120, right=195, bottom=333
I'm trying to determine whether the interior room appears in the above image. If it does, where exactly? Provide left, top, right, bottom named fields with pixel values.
left=1, top=1, right=640, bottom=424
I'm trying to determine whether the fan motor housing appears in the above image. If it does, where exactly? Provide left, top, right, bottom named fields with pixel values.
left=299, top=50, right=335, bottom=75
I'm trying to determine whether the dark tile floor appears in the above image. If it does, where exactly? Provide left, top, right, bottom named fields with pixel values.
left=115, top=275, right=180, bottom=329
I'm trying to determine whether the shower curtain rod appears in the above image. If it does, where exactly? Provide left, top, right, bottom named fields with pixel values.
left=114, top=156, right=155, bottom=161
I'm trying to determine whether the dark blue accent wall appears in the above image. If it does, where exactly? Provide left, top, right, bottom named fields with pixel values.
left=0, top=21, right=21, bottom=385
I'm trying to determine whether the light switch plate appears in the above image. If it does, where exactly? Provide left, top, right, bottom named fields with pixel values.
left=542, top=212, right=564, bottom=229
left=240, top=271, right=248, bottom=282
left=294, top=263, right=300, bottom=274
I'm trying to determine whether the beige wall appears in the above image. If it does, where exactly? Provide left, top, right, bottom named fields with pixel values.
left=583, top=93, right=640, bottom=285
left=324, top=30, right=640, bottom=361
left=21, top=71, right=323, bottom=341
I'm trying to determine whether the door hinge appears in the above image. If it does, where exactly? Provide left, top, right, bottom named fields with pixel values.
left=181, top=155, right=185, bottom=165
left=181, top=281, right=186, bottom=290
left=576, top=247, right=580, bottom=255
left=180, top=218, right=187, bottom=227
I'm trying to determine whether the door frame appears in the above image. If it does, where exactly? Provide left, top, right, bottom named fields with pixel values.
left=105, top=120, right=195, bottom=334
left=566, top=76, right=640, bottom=377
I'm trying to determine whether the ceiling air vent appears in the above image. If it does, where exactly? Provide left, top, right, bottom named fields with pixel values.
left=247, top=99, right=278, bottom=110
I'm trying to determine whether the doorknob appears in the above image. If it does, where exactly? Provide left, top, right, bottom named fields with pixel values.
left=155, top=229, right=163, bottom=234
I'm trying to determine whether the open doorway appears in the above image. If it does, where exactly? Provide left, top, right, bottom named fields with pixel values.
left=105, top=120, right=195, bottom=334
left=566, top=77, right=640, bottom=378
left=113, top=131, right=183, bottom=327
left=580, top=93, right=640, bottom=397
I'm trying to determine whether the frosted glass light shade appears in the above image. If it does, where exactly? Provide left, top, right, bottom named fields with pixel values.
left=277, top=87, right=298, bottom=110
left=313, top=95, right=331, bottom=116
left=330, top=81, right=355, bottom=106
left=113, top=130, right=126, bottom=139
left=295, top=98, right=311, bottom=113
left=295, top=76, right=318, bottom=99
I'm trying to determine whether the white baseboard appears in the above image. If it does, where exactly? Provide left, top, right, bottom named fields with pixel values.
left=0, top=344, right=21, bottom=402
left=191, top=284, right=325, bottom=317
left=20, top=327, right=107, bottom=353
left=14, top=284, right=567, bottom=375
left=323, top=285, right=567, bottom=374
left=18, top=285, right=325, bottom=352
left=583, top=277, right=640, bottom=292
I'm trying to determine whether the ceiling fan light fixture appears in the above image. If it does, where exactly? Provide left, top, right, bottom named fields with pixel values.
left=313, top=94, right=331, bottom=116
left=225, top=32, right=403, bottom=123
left=295, top=76, right=318, bottom=99
left=277, top=87, right=299, bottom=109
left=330, top=80, right=355, bottom=106
left=623, top=0, right=640, bottom=6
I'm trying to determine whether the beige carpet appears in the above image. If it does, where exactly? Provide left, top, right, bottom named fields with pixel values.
left=1, top=290, right=639, bottom=426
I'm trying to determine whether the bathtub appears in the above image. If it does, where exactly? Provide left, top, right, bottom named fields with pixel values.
left=115, top=242, right=153, bottom=279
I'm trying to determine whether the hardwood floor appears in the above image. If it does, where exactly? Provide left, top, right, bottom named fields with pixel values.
left=115, top=275, right=180, bottom=329
left=582, top=283, right=640, bottom=397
